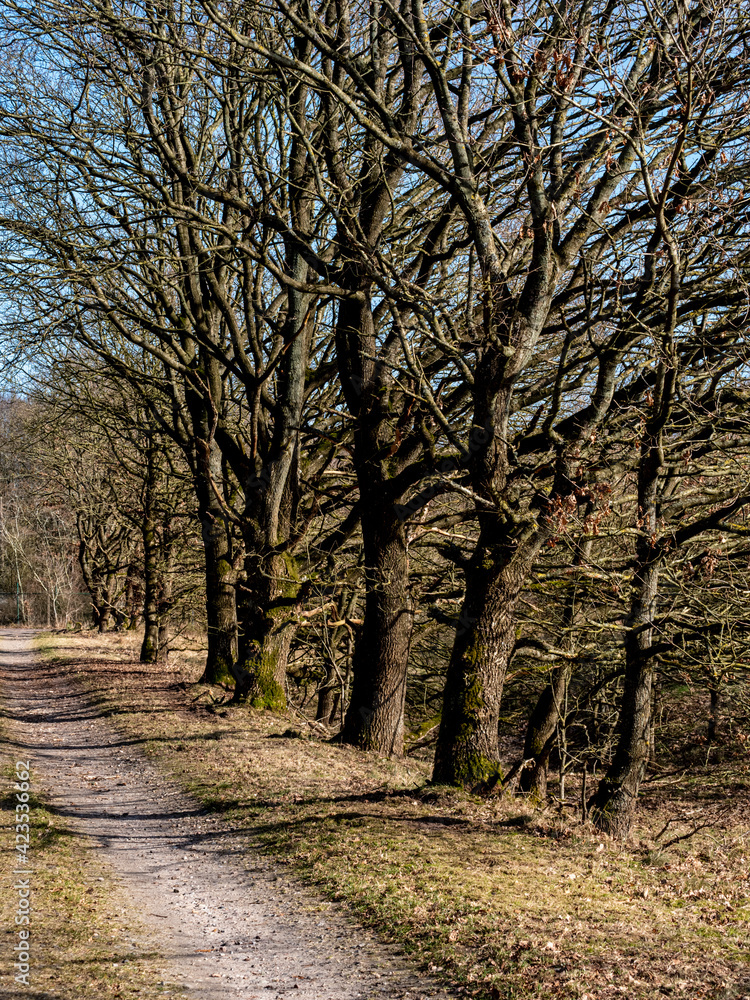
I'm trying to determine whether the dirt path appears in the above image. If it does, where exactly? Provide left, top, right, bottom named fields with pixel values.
left=1, top=630, right=456, bottom=1000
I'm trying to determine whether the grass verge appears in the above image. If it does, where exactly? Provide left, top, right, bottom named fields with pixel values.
left=34, top=629, right=750, bottom=1000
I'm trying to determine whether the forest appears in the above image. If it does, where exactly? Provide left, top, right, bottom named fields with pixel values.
left=0, top=0, right=748, bottom=846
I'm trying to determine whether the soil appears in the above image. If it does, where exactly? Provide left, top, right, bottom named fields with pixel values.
left=0, top=629, right=456, bottom=1000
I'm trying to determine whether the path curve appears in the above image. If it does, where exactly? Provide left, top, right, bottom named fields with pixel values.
left=1, top=629, right=456, bottom=1000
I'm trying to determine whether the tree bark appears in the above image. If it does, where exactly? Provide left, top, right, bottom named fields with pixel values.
left=224, top=97, right=314, bottom=705
left=140, top=440, right=159, bottom=663
left=589, top=559, right=659, bottom=836
left=340, top=498, right=412, bottom=755
left=198, top=505, right=237, bottom=684
left=590, top=364, right=672, bottom=835
left=123, top=562, right=143, bottom=630
left=432, top=522, right=545, bottom=785
left=156, top=529, right=177, bottom=664
left=192, top=427, right=237, bottom=685
left=140, top=520, right=159, bottom=662
left=315, top=676, right=339, bottom=725
left=316, top=589, right=357, bottom=724
left=234, top=548, right=297, bottom=710
left=519, top=663, right=571, bottom=799
left=93, top=582, right=116, bottom=633
left=519, top=528, right=593, bottom=797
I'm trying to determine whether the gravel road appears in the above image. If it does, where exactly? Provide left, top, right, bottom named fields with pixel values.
left=1, top=629, right=458, bottom=1000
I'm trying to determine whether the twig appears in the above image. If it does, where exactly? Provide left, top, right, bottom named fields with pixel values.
left=405, top=723, right=440, bottom=756
left=581, top=764, right=588, bottom=823
left=288, top=702, right=330, bottom=735
left=656, top=804, right=734, bottom=848
left=662, top=821, right=716, bottom=849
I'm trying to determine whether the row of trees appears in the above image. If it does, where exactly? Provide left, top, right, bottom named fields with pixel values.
left=0, top=400, right=86, bottom=627
left=0, top=0, right=749, bottom=835
left=0, top=393, right=203, bottom=649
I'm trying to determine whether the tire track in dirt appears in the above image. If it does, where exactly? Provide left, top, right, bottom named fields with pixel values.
left=1, top=629, right=457, bottom=1000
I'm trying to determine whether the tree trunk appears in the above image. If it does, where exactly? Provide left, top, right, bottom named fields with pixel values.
left=224, top=79, right=314, bottom=706
left=316, top=590, right=357, bottom=724
left=589, top=354, right=674, bottom=837
left=233, top=547, right=298, bottom=710
left=332, top=280, right=419, bottom=757
left=519, top=527, right=592, bottom=797
left=157, top=531, right=177, bottom=664
left=590, top=429, right=665, bottom=835
left=140, top=445, right=159, bottom=664
left=124, top=563, right=143, bottom=630
left=316, top=677, right=339, bottom=725
left=191, top=426, right=237, bottom=685
left=708, top=683, right=721, bottom=743
left=340, top=501, right=412, bottom=755
left=87, top=573, right=115, bottom=633
left=96, top=592, right=114, bottom=633
left=199, top=511, right=237, bottom=684
left=140, top=536, right=159, bottom=664
left=316, top=659, right=340, bottom=724
left=430, top=268, right=559, bottom=785
left=157, top=619, right=170, bottom=663
left=589, top=559, right=659, bottom=837
left=89, top=586, right=105, bottom=630
left=519, top=663, right=571, bottom=798
left=220, top=191, right=312, bottom=705
left=433, top=523, right=545, bottom=785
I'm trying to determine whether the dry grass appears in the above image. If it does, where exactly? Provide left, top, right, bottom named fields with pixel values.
left=33, top=629, right=750, bottom=1000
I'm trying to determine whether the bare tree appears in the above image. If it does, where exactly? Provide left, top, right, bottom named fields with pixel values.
left=0, top=0, right=334, bottom=702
